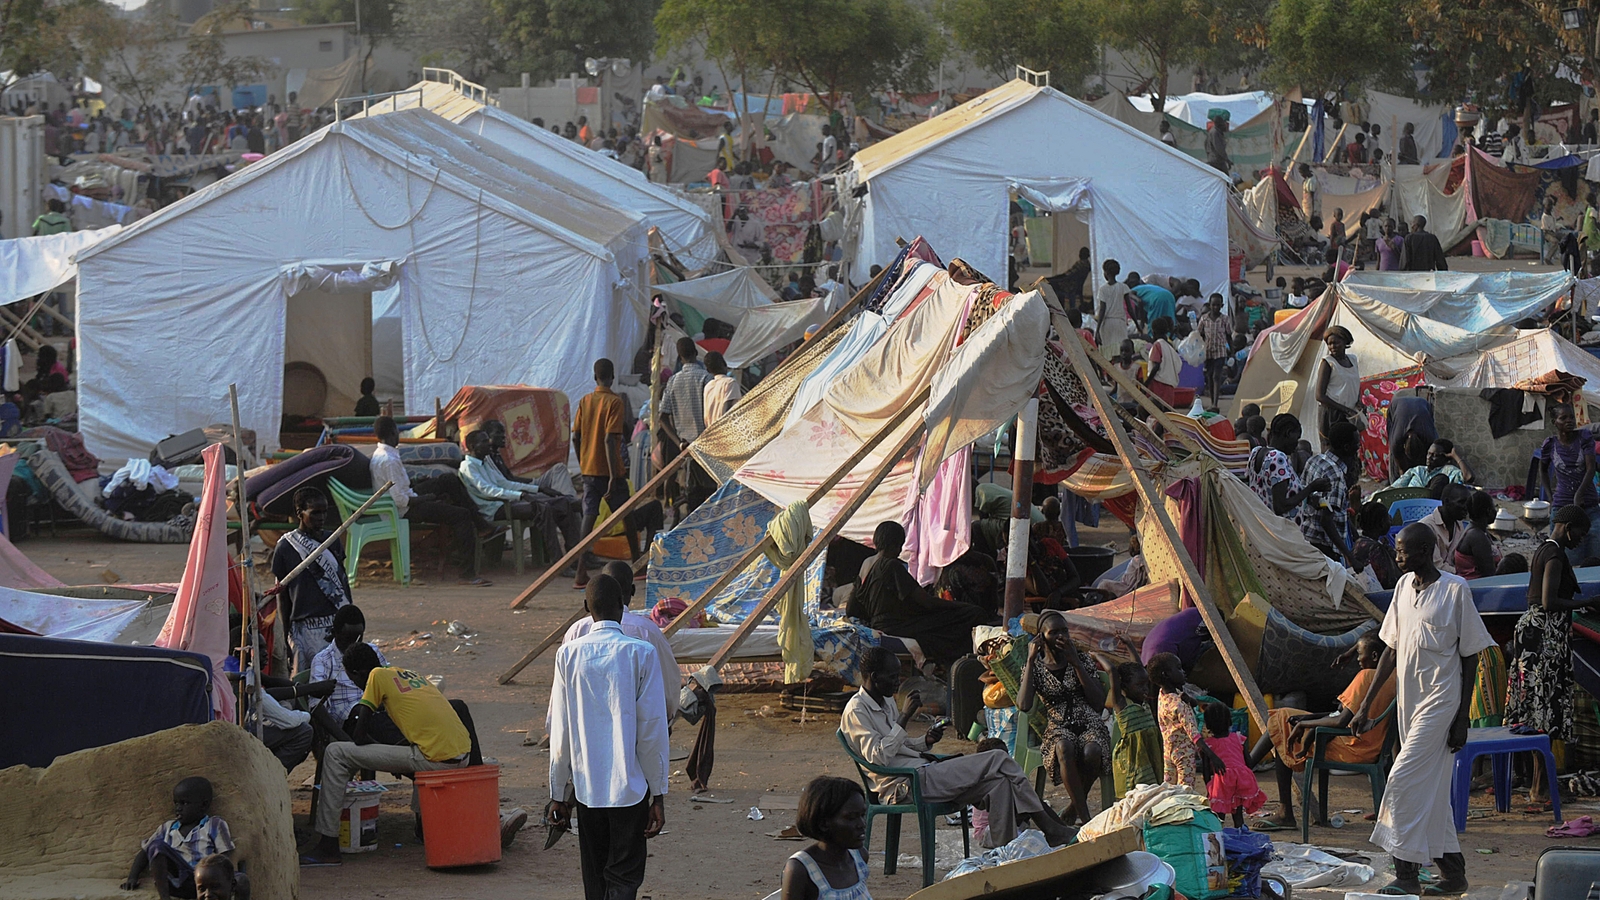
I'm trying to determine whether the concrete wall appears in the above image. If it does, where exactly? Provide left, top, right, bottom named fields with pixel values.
left=0, top=116, right=44, bottom=240
left=1435, top=388, right=1547, bottom=491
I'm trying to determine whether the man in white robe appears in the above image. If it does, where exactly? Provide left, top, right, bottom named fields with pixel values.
left=1354, top=523, right=1494, bottom=896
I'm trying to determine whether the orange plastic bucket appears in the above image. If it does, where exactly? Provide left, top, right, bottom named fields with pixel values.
left=415, top=765, right=501, bottom=868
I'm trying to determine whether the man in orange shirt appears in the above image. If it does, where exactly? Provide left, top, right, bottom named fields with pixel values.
left=1246, top=632, right=1397, bottom=830
left=572, top=359, right=638, bottom=585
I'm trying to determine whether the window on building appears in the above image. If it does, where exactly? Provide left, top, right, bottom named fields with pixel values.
left=319, top=40, right=333, bottom=51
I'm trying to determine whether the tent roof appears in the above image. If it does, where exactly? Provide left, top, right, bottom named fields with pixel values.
left=359, top=81, right=716, bottom=261
left=78, top=107, right=645, bottom=264
left=1128, top=90, right=1277, bottom=127
left=851, top=79, right=1228, bottom=185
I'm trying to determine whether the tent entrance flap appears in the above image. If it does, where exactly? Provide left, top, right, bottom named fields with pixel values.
left=1012, top=179, right=1093, bottom=278
left=284, top=288, right=374, bottom=419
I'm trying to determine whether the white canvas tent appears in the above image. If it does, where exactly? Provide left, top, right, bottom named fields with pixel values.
left=1234, top=269, right=1578, bottom=447
left=844, top=80, right=1232, bottom=300
left=361, top=80, right=719, bottom=267
left=74, top=107, right=649, bottom=462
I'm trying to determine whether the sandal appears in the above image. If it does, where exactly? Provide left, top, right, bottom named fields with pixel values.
left=299, top=854, right=341, bottom=867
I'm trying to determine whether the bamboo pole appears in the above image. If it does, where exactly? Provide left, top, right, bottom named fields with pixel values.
left=707, top=421, right=928, bottom=669
left=660, top=386, right=931, bottom=637
left=1002, top=398, right=1037, bottom=619
left=494, top=264, right=898, bottom=683
left=1058, top=327, right=1271, bottom=730
left=272, top=481, right=395, bottom=588
left=229, top=386, right=265, bottom=737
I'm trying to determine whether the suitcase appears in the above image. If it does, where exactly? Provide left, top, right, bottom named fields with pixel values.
left=948, top=654, right=987, bottom=741
left=149, top=428, right=209, bottom=468
left=1535, top=847, right=1600, bottom=900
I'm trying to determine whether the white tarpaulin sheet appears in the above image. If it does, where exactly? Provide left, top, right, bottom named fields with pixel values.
left=361, top=82, right=720, bottom=268
left=849, top=81, right=1231, bottom=302
left=1338, top=270, right=1574, bottom=336
left=656, top=266, right=777, bottom=322
left=1129, top=90, right=1276, bottom=128
left=1392, top=171, right=1475, bottom=250
left=0, top=225, right=121, bottom=306
left=1431, top=328, right=1600, bottom=390
left=721, top=298, right=829, bottom=368
left=75, top=107, right=649, bottom=462
left=1359, top=89, right=1454, bottom=161
left=0, top=589, right=147, bottom=642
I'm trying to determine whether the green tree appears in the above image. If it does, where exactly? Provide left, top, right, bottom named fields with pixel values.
left=1404, top=0, right=1571, bottom=130
left=492, top=0, right=659, bottom=82
left=938, top=0, right=1099, bottom=94
left=655, top=0, right=786, bottom=117
left=763, top=0, right=942, bottom=107
left=67, top=2, right=178, bottom=109
left=1266, top=0, right=1412, bottom=101
left=1097, top=0, right=1212, bottom=108
left=1, top=0, right=90, bottom=76
left=179, top=2, right=268, bottom=92
left=294, top=0, right=397, bottom=35
left=395, top=0, right=508, bottom=82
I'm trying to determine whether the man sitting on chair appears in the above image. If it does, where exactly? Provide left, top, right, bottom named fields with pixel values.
left=478, top=421, right=583, bottom=563
left=370, top=416, right=494, bottom=586
left=459, top=430, right=576, bottom=567
left=840, top=647, right=1074, bottom=849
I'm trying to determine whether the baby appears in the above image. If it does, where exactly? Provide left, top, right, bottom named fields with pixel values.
left=123, top=777, right=249, bottom=900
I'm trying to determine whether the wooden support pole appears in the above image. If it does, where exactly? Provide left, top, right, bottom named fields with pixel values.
left=495, top=265, right=899, bottom=683
left=273, top=481, right=395, bottom=588
left=707, top=422, right=928, bottom=670
left=507, top=453, right=688, bottom=611
left=1002, top=397, right=1037, bottom=619
left=1057, top=313, right=1205, bottom=457
left=661, top=386, right=931, bottom=637
left=229, top=386, right=264, bottom=737
left=1058, top=327, right=1271, bottom=730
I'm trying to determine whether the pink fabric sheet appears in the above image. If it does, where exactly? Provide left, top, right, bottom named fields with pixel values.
left=155, top=443, right=234, bottom=721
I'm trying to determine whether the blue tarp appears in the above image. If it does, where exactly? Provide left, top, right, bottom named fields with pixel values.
left=1337, top=269, right=1576, bottom=361
left=0, top=634, right=213, bottom=768
left=1534, top=154, right=1586, bottom=170
left=730, top=93, right=786, bottom=118
left=1367, top=564, right=1600, bottom=616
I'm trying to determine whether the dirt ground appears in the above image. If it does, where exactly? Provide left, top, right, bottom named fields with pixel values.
left=30, top=515, right=1591, bottom=900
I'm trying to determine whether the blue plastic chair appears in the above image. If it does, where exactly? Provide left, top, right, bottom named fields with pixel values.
left=1451, top=726, right=1561, bottom=832
left=837, top=730, right=970, bottom=886
left=1387, top=497, right=1442, bottom=539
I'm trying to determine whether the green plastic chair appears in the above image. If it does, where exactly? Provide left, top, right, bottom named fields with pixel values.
left=1298, top=698, right=1399, bottom=843
left=836, top=729, right=970, bottom=887
left=326, top=479, right=409, bottom=586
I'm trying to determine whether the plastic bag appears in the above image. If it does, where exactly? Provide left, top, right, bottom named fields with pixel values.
left=1145, top=810, right=1230, bottom=900
left=1261, top=845, right=1375, bottom=889
left=943, top=829, right=1053, bottom=881
left=1177, top=331, right=1206, bottom=367
left=1222, top=827, right=1275, bottom=898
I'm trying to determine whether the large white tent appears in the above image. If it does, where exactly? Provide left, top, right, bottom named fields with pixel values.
left=75, top=107, right=649, bottom=462
left=843, top=80, right=1232, bottom=299
left=361, top=80, right=719, bottom=267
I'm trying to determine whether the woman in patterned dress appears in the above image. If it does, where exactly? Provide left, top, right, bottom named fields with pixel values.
left=1018, top=610, right=1111, bottom=824
left=1507, top=504, right=1600, bottom=802
left=1245, top=413, right=1331, bottom=521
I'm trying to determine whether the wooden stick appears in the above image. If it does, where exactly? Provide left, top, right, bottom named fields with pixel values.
left=506, top=454, right=688, bottom=612
left=495, top=264, right=899, bottom=683
left=661, top=385, right=931, bottom=637
left=229, top=386, right=264, bottom=736
left=707, top=421, right=926, bottom=669
left=1058, top=313, right=1205, bottom=456
left=1058, top=326, right=1271, bottom=730
left=273, top=481, right=394, bottom=587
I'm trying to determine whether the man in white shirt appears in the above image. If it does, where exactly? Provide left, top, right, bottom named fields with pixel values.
left=1353, top=524, right=1493, bottom=896
left=549, top=574, right=669, bottom=900
left=559, top=561, right=679, bottom=722
left=701, top=351, right=742, bottom=430
left=819, top=124, right=837, bottom=173
left=840, top=647, right=1074, bottom=848
left=371, top=417, right=492, bottom=586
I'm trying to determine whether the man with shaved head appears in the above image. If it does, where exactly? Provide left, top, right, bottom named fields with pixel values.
left=1353, top=523, right=1493, bottom=895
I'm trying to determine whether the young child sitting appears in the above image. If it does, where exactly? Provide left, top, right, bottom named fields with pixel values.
left=192, top=854, right=242, bottom=900
left=1347, top=501, right=1400, bottom=590
left=1147, top=652, right=1226, bottom=796
left=1246, top=632, right=1396, bottom=830
left=781, top=775, right=872, bottom=900
left=1202, top=702, right=1267, bottom=827
left=1093, top=649, right=1163, bottom=798
left=123, top=777, right=249, bottom=900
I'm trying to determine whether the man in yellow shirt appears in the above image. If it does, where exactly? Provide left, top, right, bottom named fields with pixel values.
left=304, top=644, right=470, bottom=865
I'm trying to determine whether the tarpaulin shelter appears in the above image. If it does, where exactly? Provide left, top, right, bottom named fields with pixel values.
left=361, top=80, right=719, bottom=267
left=0, top=226, right=121, bottom=306
left=0, top=634, right=212, bottom=768
left=1233, top=270, right=1578, bottom=453
left=409, top=385, right=570, bottom=478
left=1129, top=90, right=1277, bottom=128
left=847, top=80, right=1232, bottom=300
left=1462, top=146, right=1542, bottom=223
left=74, top=107, right=650, bottom=462
left=1091, top=88, right=1287, bottom=173
left=654, top=267, right=831, bottom=368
